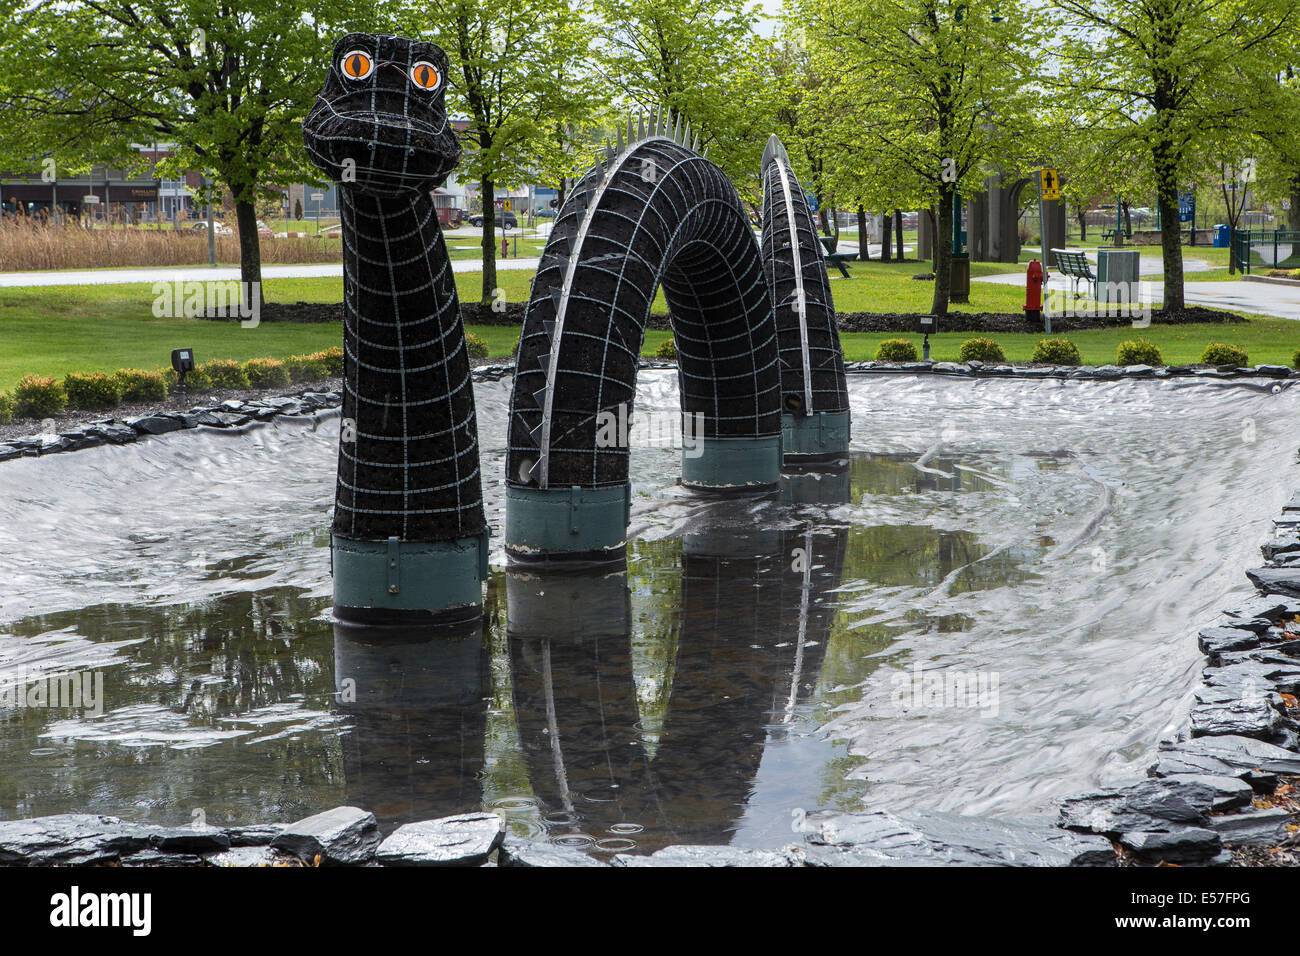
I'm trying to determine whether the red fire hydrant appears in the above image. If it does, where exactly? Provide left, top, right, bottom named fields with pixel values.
left=1024, top=258, right=1046, bottom=321
left=501, top=233, right=509, bottom=259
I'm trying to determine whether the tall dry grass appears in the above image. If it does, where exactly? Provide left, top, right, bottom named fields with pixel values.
left=0, top=218, right=342, bottom=271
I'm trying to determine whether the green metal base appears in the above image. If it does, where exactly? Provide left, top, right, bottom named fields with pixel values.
left=782, top=411, right=851, bottom=461
left=681, top=435, right=782, bottom=491
left=505, top=484, right=631, bottom=560
left=331, top=533, right=488, bottom=623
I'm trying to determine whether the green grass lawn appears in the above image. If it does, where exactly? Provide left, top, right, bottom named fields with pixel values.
left=1, top=266, right=1295, bottom=392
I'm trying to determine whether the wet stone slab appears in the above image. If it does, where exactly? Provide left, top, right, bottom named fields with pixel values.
left=270, top=806, right=381, bottom=866
left=497, top=837, right=607, bottom=867
left=1206, top=807, right=1295, bottom=847
left=612, top=845, right=799, bottom=867
left=374, top=813, right=504, bottom=867
left=0, top=814, right=153, bottom=866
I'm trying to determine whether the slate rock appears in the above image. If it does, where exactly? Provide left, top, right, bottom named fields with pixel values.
left=204, top=845, right=284, bottom=867
left=1092, top=365, right=1123, bottom=379
left=149, top=825, right=230, bottom=853
left=85, top=422, right=138, bottom=444
left=1203, top=658, right=1300, bottom=696
left=1162, top=735, right=1300, bottom=777
left=1254, top=364, right=1292, bottom=378
left=270, top=806, right=381, bottom=865
left=497, top=836, right=607, bottom=867
left=0, top=445, right=21, bottom=462
left=1190, top=687, right=1288, bottom=741
left=1138, top=773, right=1253, bottom=812
left=1199, top=626, right=1261, bottom=659
left=375, top=812, right=503, bottom=867
left=225, top=823, right=286, bottom=847
left=1223, top=598, right=1300, bottom=622
left=810, top=809, right=1114, bottom=867
left=1206, top=807, right=1294, bottom=847
left=1122, top=365, right=1155, bottom=377
left=1247, top=567, right=1300, bottom=597
left=0, top=814, right=153, bottom=866
left=1059, top=779, right=1214, bottom=835
left=119, top=849, right=205, bottom=867
left=932, top=362, right=969, bottom=374
left=613, top=845, right=797, bottom=867
left=1119, top=827, right=1220, bottom=860
left=1263, top=538, right=1300, bottom=561
left=127, top=414, right=185, bottom=436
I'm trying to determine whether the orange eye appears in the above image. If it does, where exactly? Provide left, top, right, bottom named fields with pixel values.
left=410, top=61, right=440, bottom=90
left=341, top=50, right=373, bottom=80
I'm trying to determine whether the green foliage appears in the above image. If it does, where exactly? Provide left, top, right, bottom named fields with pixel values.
left=197, top=359, right=249, bottom=389
left=114, top=368, right=168, bottom=403
left=465, top=332, right=490, bottom=359
left=1031, top=338, right=1082, bottom=365
left=958, top=337, right=1006, bottom=363
left=243, top=357, right=290, bottom=389
left=13, top=374, right=67, bottom=418
left=310, top=347, right=344, bottom=376
left=654, top=338, right=678, bottom=359
left=1116, top=339, right=1163, bottom=366
left=0, top=392, right=12, bottom=425
left=1201, top=342, right=1249, bottom=367
left=283, top=354, right=330, bottom=383
left=1292, top=349, right=1300, bottom=370
left=875, top=338, right=918, bottom=362
left=64, top=371, right=123, bottom=410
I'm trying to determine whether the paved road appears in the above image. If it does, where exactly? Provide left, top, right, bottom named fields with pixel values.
left=0, top=258, right=544, bottom=287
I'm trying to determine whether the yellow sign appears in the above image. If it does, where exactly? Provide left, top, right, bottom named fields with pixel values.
left=1040, top=168, right=1060, bottom=201
left=502, top=199, right=512, bottom=212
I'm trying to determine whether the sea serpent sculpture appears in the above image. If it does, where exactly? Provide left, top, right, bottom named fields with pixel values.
left=305, top=33, right=848, bottom=620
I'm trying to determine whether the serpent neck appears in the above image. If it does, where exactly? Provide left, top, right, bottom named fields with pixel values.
left=334, top=187, right=485, bottom=543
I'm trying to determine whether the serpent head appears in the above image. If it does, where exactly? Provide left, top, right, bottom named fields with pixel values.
left=303, top=33, right=461, bottom=196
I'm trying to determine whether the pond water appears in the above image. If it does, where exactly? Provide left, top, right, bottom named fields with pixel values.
left=0, top=371, right=1295, bottom=855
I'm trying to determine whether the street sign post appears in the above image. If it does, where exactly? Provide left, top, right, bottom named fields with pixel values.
left=1039, top=168, right=1058, bottom=333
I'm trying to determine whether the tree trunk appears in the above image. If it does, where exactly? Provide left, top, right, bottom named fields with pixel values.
left=931, top=189, right=953, bottom=316
left=1077, top=210, right=1087, bottom=242
left=234, top=199, right=261, bottom=301
left=880, top=213, right=891, bottom=261
left=1289, top=169, right=1300, bottom=231
left=926, top=207, right=937, bottom=262
left=1155, top=179, right=1184, bottom=311
left=857, top=204, right=869, bottom=260
left=480, top=173, right=497, bottom=305
left=1122, top=200, right=1132, bottom=238
left=818, top=205, right=830, bottom=235
left=894, top=208, right=903, bottom=260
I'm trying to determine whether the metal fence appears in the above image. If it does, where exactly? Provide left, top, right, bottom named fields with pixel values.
left=1232, top=230, right=1300, bottom=274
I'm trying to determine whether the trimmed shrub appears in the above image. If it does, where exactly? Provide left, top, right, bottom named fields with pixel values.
left=311, top=346, right=344, bottom=376
left=283, top=354, right=330, bottom=384
left=243, top=357, right=290, bottom=389
left=654, top=338, right=677, bottom=359
left=196, top=359, right=249, bottom=389
left=1031, top=338, right=1082, bottom=366
left=1116, top=339, right=1163, bottom=366
left=465, top=332, right=489, bottom=359
left=1292, top=349, right=1300, bottom=370
left=958, top=337, right=1005, bottom=363
left=64, top=371, right=123, bottom=410
left=115, top=368, right=168, bottom=402
left=875, top=338, right=919, bottom=362
left=13, top=374, right=67, bottom=419
left=1201, top=342, right=1248, bottom=367
left=0, top=392, right=12, bottom=425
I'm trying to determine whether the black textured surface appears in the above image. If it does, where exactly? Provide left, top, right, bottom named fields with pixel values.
left=508, top=136, right=781, bottom=490
left=760, top=148, right=848, bottom=417
left=303, top=34, right=485, bottom=542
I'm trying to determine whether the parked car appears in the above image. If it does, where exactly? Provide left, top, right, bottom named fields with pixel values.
left=467, top=210, right=518, bottom=229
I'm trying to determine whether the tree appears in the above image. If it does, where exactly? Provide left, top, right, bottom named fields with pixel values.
left=0, top=0, right=358, bottom=293
left=389, top=0, right=603, bottom=305
left=1050, top=0, right=1298, bottom=310
left=793, top=0, right=1037, bottom=314
left=592, top=0, right=780, bottom=202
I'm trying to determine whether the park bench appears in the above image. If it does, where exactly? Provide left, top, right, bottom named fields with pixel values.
left=1051, top=248, right=1096, bottom=299
left=818, top=235, right=854, bottom=278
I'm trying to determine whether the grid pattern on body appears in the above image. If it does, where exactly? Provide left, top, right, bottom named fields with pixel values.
left=760, top=140, right=849, bottom=417
left=508, top=125, right=781, bottom=491
left=303, top=33, right=485, bottom=542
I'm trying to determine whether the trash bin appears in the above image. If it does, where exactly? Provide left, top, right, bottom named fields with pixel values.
left=1213, top=224, right=1230, bottom=247
left=950, top=253, right=970, bottom=304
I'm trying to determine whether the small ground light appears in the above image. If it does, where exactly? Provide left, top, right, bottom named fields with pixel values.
left=171, top=348, right=195, bottom=391
left=916, top=315, right=938, bottom=361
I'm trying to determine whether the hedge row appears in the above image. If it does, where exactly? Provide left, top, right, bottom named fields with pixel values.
left=0, top=347, right=343, bottom=423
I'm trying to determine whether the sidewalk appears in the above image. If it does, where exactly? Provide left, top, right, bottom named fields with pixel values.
left=0, top=258, right=543, bottom=288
